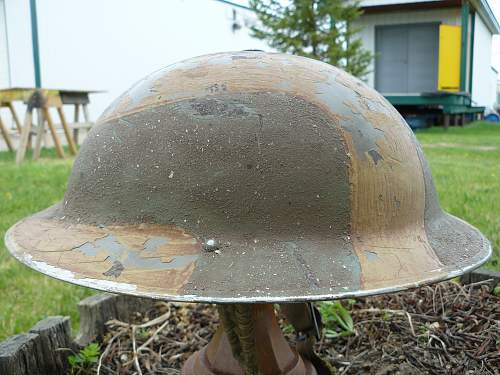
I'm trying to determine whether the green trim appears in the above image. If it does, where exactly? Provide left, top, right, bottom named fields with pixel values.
left=29, top=0, right=41, bottom=88
left=469, top=11, right=475, bottom=95
left=385, top=94, right=470, bottom=107
left=212, top=0, right=251, bottom=11
left=460, top=0, right=469, bottom=92
left=448, top=106, right=484, bottom=114
left=384, top=93, right=482, bottom=114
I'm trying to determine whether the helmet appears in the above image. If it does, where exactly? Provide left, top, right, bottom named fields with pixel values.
left=5, top=51, right=490, bottom=303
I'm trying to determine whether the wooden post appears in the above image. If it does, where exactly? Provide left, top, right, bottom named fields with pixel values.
left=443, top=113, right=450, bottom=129
left=461, top=113, right=466, bottom=127
left=82, top=103, right=90, bottom=123
left=56, top=107, right=77, bottom=155
left=33, top=109, right=45, bottom=160
left=15, top=109, right=34, bottom=164
left=0, top=115, right=14, bottom=151
left=453, top=114, right=459, bottom=127
left=42, top=107, right=65, bottom=159
left=82, top=103, right=91, bottom=141
left=7, top=103, right=22, bottom=133
left=73, top=104, right=80, bottom=145
left=82, top=104, right=90, bottom=140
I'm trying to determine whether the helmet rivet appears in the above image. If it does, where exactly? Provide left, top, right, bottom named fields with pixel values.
left=203, top=239, right=219, bottom=252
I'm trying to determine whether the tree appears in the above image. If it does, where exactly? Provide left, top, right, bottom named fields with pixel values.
left=249, top=0, right=373, bottom=78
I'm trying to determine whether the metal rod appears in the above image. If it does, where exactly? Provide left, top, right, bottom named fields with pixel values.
left=212, top=0, right=251, bottom=11
left=460, top=0, right=469, bottom=93
left=29, top=0, right=42, bottom=88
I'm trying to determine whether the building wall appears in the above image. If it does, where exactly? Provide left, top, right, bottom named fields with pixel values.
left=0, top=0, right=10, bottom=87
left=472, top=13, right=496, bottom=108
left=4, top=0, right=267, bottom=120
left=354, top=8, right=462, bottom=88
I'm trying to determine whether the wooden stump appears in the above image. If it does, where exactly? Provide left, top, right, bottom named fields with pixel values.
left=75, top=293, right=154, bottom=347
left=0, top=317, right=71, bottom=375
left=0, top=295, right=155, bottom=374
left=29, top=316, right=73, bottom=375
left=461, top=267, right=500, bottom=290
left=0, top=333, right=41, bottom=375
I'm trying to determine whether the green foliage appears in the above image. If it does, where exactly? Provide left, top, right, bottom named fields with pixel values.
left=319, top=300, right=355, bottom=338
left=68, top=343, right=100, bottom=374
left=282, top=323, right=295, bottom=334
left=493, top=284, right=500, bottom=297
left=249, top=0, right=373, bottom=77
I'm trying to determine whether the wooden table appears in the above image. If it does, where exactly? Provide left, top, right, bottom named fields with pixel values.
left=0, top=87, right=101, bottom=163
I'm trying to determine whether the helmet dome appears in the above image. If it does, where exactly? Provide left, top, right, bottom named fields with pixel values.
left=6, top=51, right=490, bottom=302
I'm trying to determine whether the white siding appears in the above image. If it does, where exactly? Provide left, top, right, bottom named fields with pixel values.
left=472, top=13, right=496, bottom=108
left=4, top=0, right=267, bottom=120
left=0, top=0, right=9, bottom=87
left=354, top=8, right=461, bottom=87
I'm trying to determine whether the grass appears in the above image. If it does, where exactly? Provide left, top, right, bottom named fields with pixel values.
left=0, top=148, right=94, bottom=341
left=415, top=122, right=500, bottom=271
left=0, top=121, right=498, bottom=341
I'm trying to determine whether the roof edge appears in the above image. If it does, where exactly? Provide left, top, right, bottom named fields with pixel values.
left=470, top=0, right=500, bottom=34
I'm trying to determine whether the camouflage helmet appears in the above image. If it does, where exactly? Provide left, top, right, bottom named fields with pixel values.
left=6, top=51, right=490, bottom=303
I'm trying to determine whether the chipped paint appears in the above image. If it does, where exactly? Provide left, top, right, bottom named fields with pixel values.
left=364, top=251, right=379, bottom=262
left=367, top=149, right=383, bottom=165
left=4, top=213, right=491, bottom=302
left=103, top=260, right=125, bottom=277
left=77, top=234, right=198, bottom=270
left=7, top=211, right=200, bottom=294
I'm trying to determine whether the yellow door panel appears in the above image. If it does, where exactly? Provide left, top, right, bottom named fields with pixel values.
left=438, top=24, right=461, bottom=92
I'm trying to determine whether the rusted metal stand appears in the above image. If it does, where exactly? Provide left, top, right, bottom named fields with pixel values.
left=183, top=304, right=317, bottom=375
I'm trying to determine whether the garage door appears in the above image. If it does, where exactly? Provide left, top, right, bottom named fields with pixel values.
left=375, top=23, right=439, bottom=94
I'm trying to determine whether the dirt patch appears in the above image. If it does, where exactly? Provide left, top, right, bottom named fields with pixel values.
left=93, top=281, right=499, bottom=374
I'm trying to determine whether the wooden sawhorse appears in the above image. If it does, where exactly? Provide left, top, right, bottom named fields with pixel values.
left=16, top=89, right=77, bottom=164
left=0, top=90, right=24, bottom=152
left=0, top=88, right=99, bottom=163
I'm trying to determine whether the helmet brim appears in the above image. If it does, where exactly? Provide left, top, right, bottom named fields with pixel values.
left=5, top=203, right=491, bottom=303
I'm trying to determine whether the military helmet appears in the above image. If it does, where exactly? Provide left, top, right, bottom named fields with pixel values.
left=5, top=51, right=490, bottom=303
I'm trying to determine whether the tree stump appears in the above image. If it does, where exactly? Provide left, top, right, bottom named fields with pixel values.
left=461, top=267, right=500, bottom=289
left=0, top=333, right=41, bottom=375
left=0, top=317, right=71, bottom=375
left=75, top=293, right=154, bottom=347
left=29, top=316, right=72, bottom=375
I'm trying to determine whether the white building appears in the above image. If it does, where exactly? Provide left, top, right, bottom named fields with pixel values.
left=0, top=0, right=266, bottom=120
left=0, top=0, right=498, bottom=126
left=355, top=0, right=500, bottom=124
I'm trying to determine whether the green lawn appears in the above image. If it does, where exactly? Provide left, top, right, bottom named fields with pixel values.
left=0, top=149, right=94, bottom=341
left=0, top=121, right=499, bottom=341
left=416, top=122, right=500, bottom=271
